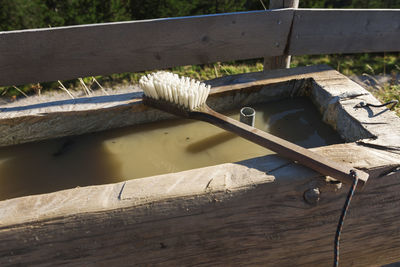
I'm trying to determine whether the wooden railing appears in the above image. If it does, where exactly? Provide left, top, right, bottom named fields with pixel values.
left=0, top=8, right=399, bottom=87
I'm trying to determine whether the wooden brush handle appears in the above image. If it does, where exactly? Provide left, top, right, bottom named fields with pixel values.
left=190, top=106, right=369, bottom=185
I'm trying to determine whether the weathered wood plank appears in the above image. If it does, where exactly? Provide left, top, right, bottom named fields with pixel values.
left=1, top=8, right=399, bottom=87
left=288, top=9, right=400, bottom=55
left=303, top=66, right=400, bottom=150
left=0, top=143, right=399, bottom=266
left=0, top=10, right=293, bottom=86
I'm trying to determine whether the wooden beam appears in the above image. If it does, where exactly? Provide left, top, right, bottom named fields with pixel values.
left=0, top=10, right=293, bottom=87
left=288, top=9, right=400, bottom=55
left=0, top=143, right=399, bottom=266
left=264, top=0, right=299, bottom=70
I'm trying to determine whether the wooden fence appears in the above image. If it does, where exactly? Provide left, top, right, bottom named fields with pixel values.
left=0, top=8, right=399, bottom=86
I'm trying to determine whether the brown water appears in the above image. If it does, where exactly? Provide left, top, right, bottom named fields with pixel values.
left=0, top=97, right=343, bottom=200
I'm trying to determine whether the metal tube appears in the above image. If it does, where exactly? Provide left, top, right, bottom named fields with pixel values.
left=240, top=107, right=255, bottom=127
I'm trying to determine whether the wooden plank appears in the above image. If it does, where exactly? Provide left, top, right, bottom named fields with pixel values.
left=264, top=0, right=299, bottom=70
left=288, top=9, right=400, bottom=55
left=0, top=143, right=399, bottom=266
left=0, top=10, right=293, bottom=87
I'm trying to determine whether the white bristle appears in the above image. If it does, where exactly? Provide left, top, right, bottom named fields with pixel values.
left=139, top=71, right=210, bottom=111
left=178, top=91, right=184, bottom=106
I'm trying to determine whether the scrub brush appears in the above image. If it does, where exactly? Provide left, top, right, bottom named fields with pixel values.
left=139, top=71, right=368, bottom=185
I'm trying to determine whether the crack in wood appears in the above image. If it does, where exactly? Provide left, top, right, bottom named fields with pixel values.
left=356, top=141, right=400, bottom=154
left=205, top=178, right=213, bottom=191
left=117, top=182, right=126, bottom=200
left=266, top=162, right=293, bottom=174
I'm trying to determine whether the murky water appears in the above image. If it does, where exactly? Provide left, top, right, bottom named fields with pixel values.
left=0, top=97, right=343, bottom=200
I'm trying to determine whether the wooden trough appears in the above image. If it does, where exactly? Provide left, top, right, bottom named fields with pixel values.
left=0, top=65, right=399, bottom=266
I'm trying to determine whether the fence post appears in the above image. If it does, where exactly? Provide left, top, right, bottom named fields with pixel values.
left=263, top=0, right=299, bottom=71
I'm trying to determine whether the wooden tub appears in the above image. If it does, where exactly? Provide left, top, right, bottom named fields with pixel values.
left=0, top=65, right=399, bottom=266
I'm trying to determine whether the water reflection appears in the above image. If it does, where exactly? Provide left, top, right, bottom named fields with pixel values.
left=0, top=97, right=343, bottom=200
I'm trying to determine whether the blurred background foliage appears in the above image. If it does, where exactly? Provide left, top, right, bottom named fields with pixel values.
left=2, top=0, right=400, bottom=31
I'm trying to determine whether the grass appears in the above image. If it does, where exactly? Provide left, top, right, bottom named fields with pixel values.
left=373, top=84, right=400, bottom=116
left=0, top=61, right=264, bottom=98
left=291, top=53, right=400, bottom=76
left=0, top=54, right=398, bottom=116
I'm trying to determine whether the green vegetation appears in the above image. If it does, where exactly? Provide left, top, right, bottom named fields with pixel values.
left=373, top=84, right=400, bottom=116
left=0, top=0, right=399, bottom=115
left=299, top=0, right=400, bottom=8
left=292, top=53, right=400, bottom=76
left=3, top=0, right=399, bottom=31
left=0, top=0, right=264, bottom=30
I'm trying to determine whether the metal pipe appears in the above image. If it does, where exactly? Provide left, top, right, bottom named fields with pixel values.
left=240, top=107, right=255, bottom=127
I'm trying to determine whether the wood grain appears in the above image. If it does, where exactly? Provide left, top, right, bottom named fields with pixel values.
left=263, top=0, right=299, bottom=70
left=0, top=143, right=399, bottom=266
left=1, top=9, right=399, bottom=87
left=289, top=9, right=400, bottom=55
left=0, top=10, right=293, bottom=86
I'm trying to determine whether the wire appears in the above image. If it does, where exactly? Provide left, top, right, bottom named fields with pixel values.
left=259, top=0, right=267, bottom=10
left=333, top=170, right=359, bottom=267
left=354, top=99, right=398, bottom=110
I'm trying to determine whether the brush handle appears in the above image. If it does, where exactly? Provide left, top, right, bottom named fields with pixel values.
left=190, top=106, right=369, bottom=185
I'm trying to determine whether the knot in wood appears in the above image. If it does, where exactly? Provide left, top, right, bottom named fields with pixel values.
left=304, top=188, right=320, bottom=205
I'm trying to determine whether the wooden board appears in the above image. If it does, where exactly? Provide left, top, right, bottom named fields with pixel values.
left=0, top=10, right=293, bottom=86
left=263, top=0, right=299, bottom=70
left=1, top=8, right=399, bottom=87
left=288, top=9, right=400, bottom=55
left=0, top=143, right=399, bottom=266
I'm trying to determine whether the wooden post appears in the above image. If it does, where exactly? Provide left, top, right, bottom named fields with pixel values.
left=264, top=0, right=299, bottom=70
